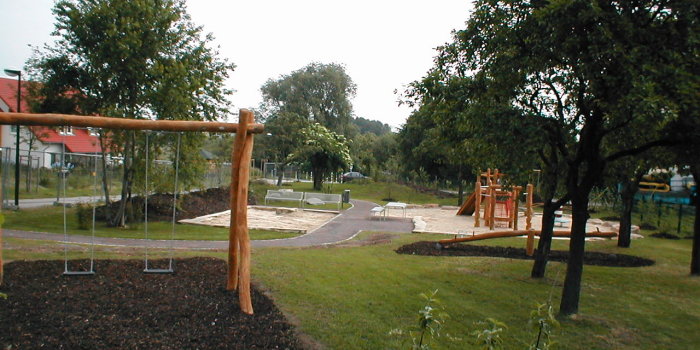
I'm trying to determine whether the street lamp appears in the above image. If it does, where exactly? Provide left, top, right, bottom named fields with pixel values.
left=4, top=69, right=22, bottom=208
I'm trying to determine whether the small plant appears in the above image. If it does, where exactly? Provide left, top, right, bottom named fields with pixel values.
left=75, top=203, right=93, bottom=230
left=471, top=318, right=507, bottom=350
left=528, top=302, right=559, bottom=350
left=389, top=290, right=451, bottom=349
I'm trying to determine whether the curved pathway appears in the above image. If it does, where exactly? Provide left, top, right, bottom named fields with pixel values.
left=4, top=200, right=414, bottom=249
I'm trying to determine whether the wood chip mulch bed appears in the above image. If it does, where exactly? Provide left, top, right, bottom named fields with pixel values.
left=0, top=257, right=301, bottom=350
left=396, top=241, right=655, bottom=267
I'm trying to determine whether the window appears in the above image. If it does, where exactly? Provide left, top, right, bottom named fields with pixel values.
left=58, top=126, right=73, bottom=135
left=10, top=125, right=18, bottom=134
left=88, top=127, right=99, bottom=136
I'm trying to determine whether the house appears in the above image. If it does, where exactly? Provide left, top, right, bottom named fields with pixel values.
left=0, top=77, right=103, bottom=168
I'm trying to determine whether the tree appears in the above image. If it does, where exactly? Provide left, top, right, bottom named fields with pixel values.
left=411, top=0, right=691, bottom=316
left=264, top=112, right=309, bottom=186
left=290, top=123, right=351, bottom=190
left=261, top=63, right=356, bottom=134
left=351, top=116, right=392, bottom=136
left=28, top=0, right=233, bottom=226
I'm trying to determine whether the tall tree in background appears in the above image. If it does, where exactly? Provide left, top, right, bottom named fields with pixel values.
left=264, top=112, right=309, bottom=186
left=28, top=0, right=233, bottom=226
left=290, top=123, right=351, bottom=190
left=261, top=63, right=356, bottom=134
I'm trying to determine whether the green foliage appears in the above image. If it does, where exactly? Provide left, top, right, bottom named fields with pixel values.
left=28, top=0, right=234, bottom=224
left=471, top=318, right=507, bottom=350
left=261, top=62, right=356, bottom=134
left=291, top=123, right=351, bottom=190
left=390, top=290, right=452, bottom=350
left=75, top=203, right=93, bottom=230
left=529, top=303, right=559, bottom=350
left=351, top=116, right=392, bottom=136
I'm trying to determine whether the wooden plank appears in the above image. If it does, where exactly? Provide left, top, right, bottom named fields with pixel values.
left=0, top=112, right=264, bottom=134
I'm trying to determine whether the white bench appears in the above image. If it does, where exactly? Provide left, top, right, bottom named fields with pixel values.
left=264, top=190, right=304, bottom=207
left=303, top=192, right=342, bottom=210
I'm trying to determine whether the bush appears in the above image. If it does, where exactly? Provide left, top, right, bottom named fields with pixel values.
left=75, top=203, right=93, bottom=230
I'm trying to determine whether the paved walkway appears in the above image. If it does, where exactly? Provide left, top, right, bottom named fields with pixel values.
left=4, top=200, right=414, bottom=249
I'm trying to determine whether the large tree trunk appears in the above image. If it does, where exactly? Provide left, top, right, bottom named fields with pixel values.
left=531, top=200, right=558, bottom=278
left=312, top=167, right=324, bottom=191
left=276, top=163, right=285, bottom=187
left=559, top=192, right=591, bottom=316
left=690, top=165, right=699, bottom=275
left=457, top=164, right=464, bottom=206
left=111, top=133, right=134, bottom=227
left=618, top=170, right=645, bottom=247
left=98, top=133, right=111, bottom=207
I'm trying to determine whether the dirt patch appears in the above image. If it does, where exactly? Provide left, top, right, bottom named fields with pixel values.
left=651, top=232, right=681, bottom=240
left=0, top=258, right=301, bottom=350
left=334, top=233, right=400, bottom=247
left=395, top=241, right=655, bottom=267
left=96, top=187, right=244, bottom=223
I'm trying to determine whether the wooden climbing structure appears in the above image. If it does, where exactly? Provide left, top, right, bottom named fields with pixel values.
left=458, top=168, right=534, bottom=231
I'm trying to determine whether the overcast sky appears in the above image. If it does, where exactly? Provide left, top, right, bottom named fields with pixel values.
left=0, top=0, right=472, bottom=129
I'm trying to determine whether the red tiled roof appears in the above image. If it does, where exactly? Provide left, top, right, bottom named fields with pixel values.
left=1, top=77, right=102, bottom=153
left=0, top=77, right=31, bottom=112
left=30, top=126, right=102, bottom=153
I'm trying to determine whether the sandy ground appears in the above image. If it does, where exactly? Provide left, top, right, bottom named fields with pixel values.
left=405, top=206, right=629, bottom=235
left=179, top=205, right=337, bottom=233
left=181, top=204, right=633, bottom=237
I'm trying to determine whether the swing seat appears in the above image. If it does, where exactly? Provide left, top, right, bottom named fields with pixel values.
left=63, top=270, right=95, bottom=276
left=143, top=268, right=174, bottom=274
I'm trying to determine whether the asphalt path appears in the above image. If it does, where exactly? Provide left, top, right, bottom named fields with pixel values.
left=4, top=199, right=414, bottom=249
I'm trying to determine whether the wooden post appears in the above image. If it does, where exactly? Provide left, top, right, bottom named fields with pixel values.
left=512, top=186, right=521, bottom=230
left=526, top=184, right=533, bottom=231
left=489, top=186, right=496, bottom=230
left=228, top=109, right=256, bottom=315
left=236, top=110, right=255, bottom=314
left=526, top=230, right=535, bottom=256
left=474, top=175, right=481, bottom=227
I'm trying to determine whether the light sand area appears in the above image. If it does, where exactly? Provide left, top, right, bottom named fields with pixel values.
left=180, top=203, right=632, bottom=237
left=405, top=205, right=633, bottom=236
left=179, top=206, right=337, bottom=234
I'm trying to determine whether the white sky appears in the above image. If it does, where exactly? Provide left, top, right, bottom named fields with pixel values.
left=0, top=0, right=472, bottom=129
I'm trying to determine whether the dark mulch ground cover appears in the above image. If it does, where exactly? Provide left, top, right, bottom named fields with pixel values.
left=96, top=187, right=238, bottom=223
left=0, top=257, right=301, bottom=350
left=396, top=241, right=655, bottom=267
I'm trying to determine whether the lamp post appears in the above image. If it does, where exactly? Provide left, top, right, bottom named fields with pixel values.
left=4, top=69, right=21, bottom=208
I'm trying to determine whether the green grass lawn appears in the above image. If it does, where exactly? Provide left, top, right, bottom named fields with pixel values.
left=250, top=231, right=699, bottom=349
left=251, top=180, right=459, bottom=207
left=0, top=206, right=299, bottom=241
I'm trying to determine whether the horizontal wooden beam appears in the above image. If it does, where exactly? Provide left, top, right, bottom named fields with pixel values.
left=0, top=112, right=264, bottom=134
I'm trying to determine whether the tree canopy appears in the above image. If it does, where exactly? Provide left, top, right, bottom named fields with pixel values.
left=406, top=0, right=698, bottom=316
left=261, top=62, right=356, bottom=134
left=28, top=0, right=234, bottom=226
left=290, top=123, right=351, bottom=190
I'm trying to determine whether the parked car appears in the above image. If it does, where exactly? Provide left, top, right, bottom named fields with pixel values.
left=342, top=171, right=367, bottom=183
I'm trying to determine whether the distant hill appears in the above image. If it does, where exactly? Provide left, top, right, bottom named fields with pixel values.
left=352, top=117, right=392, bottom=135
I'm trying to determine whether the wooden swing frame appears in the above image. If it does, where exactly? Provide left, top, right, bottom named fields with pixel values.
left=0, top=109, right=262, bottom=314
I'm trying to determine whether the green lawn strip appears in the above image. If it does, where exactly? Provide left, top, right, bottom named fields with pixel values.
left=251, top=180, right=458, bottom=207
left=251, top=232, right=700, bottom=349
left=1, top=237, right=225, bottom=262
left=1, top=206, right=299, bottom=241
